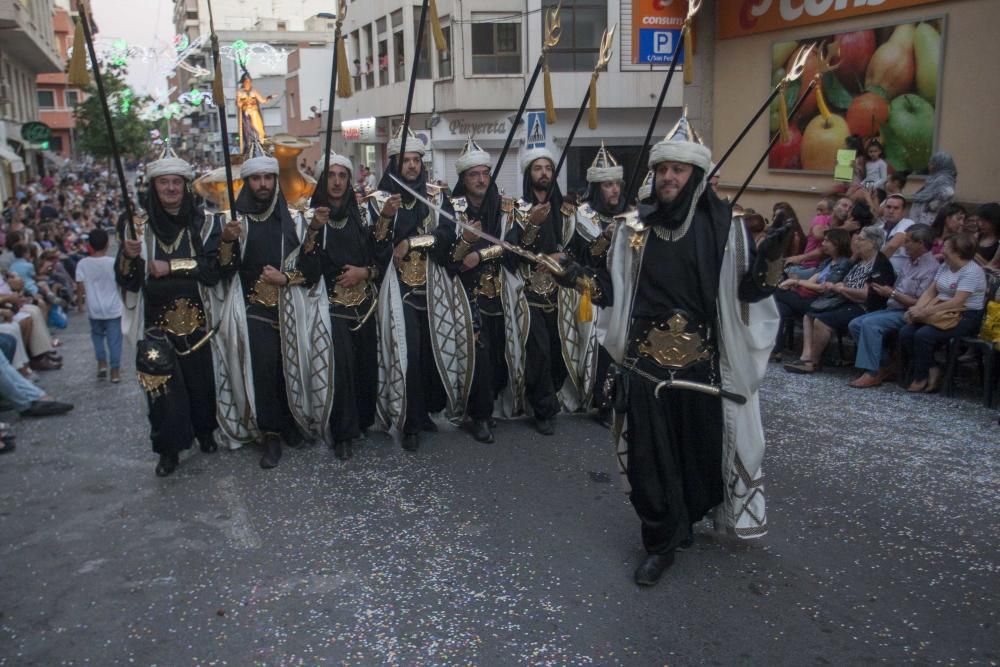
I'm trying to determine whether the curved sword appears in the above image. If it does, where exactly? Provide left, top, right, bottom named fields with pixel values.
left=389, top=174, right=564, bottom=274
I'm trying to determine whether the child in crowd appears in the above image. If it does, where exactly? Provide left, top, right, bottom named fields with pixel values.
left=862, top=139, right=888, bottom=192
left=74, top=229, right=123, bottom=382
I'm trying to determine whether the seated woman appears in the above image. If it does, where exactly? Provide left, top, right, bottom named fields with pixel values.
left=929, top=202, right=967, bottom=261
left=772, top=228, right=853, bottom=360
left=785, top=225, right=895, bottom=373
left=899, top=233, right=987, bottom=393
left=974, top=203, right=999, bottom=266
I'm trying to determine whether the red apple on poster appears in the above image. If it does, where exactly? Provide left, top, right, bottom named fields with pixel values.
left=834, top=30, right=876, bottom=91
left=769, top=125, right=803, bottom=170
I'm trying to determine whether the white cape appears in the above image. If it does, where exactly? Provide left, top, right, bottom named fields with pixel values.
left=604, top=218, right=778, bottom=538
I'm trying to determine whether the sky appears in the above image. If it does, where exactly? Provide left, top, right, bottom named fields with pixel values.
left=90, top=0, right=174, bottom=97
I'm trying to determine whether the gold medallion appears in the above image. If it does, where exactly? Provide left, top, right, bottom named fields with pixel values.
left=398, top=252, right=427, bottom=287
left=638, top=313, right=711, bottom=369
left=249, top=274, right=281, bottom=307
left=159, top=298, right=205, bottom=337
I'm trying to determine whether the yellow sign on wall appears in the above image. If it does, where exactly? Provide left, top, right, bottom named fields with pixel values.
left=718, top=0, right=946, bottom=39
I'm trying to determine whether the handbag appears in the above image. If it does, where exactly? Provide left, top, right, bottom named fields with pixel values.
left=979, top=301, right=1000, bottom=345
left=809, top=293, right=845, bottom=312
left=135, top=329, right=177, bottom=398
left=915, top=309, right=961, bottom=330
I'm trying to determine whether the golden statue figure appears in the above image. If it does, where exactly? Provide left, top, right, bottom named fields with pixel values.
left=236, top=72, right=273, bottom=153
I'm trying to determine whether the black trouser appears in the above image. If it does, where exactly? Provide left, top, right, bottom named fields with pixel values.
left=593, top=344, right=613, bottom=410
left=467, top=297, right=506, bottom=421
left=247, top=313, right=294, bottom=437
left=329, top=307, right=378, bottom=441
left=624, top=361, right=724, bottom=555
left=147, top=330, right=218, bottom=456
left=525, top=301, right=566, bottom=420
left=403, top=301, right=447, bottom=434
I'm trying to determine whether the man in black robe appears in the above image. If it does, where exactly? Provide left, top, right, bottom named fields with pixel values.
left=231, top=151, right=305, bottom=468
left=299, top=153, right=384, bottom=459
left=558, top=117, right=789, bottom=585
left=370, top=127, right=470, bottom=451
left=504, top=148, right=568, bottom=435
left=117, top=152, right=233, bottom=477
left=449, top=137, right=505, bottom=444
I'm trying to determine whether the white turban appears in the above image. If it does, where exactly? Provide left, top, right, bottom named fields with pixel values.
left=146, top=156, right=194, bottom=181
left=520, top=147, right=555, bottom=173
left=315, top=152, right=354, bottom=175
left=240, top=155, right=279, bottom=178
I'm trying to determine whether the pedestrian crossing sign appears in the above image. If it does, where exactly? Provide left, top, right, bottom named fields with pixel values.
left=525, top=111, right=546, bottom=149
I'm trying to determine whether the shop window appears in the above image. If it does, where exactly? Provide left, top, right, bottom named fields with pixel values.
left=471, top=20, right=521, bottom=75
left=542, top=0, right=606, bottom=72
left=413, top=10, right=432, bottom=79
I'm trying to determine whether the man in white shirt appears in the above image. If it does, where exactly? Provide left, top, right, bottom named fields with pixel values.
left=880, top=194, right=916, bottom=274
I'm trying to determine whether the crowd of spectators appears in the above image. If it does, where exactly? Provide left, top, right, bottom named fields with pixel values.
left=0, top=161, right=127, bottom=453
left=758, top=151, right=1000, bottom=401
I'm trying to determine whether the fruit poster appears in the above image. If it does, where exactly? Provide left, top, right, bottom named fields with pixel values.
left=767, top=17, right=944, bottom=176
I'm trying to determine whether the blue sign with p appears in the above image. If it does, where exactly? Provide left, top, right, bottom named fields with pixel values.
left=637, top=29, right=685, bottom=65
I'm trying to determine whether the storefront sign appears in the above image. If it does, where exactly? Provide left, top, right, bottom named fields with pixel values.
left=21, top=122, right=52, bottom=143
left=719, top=0, right=945, bottom=39
left=631, top=0, right=687, bottom=64
left=341, top=117, right=377, bottom=142
left=446, top=118, right=507, bottom=138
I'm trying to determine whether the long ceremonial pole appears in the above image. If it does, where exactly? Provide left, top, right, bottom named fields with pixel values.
left=491, top=58, right=544, bottom=181
left=76, top=0, right=136, bottom=233
left=206, top=0, right=237, bottom=213
left=733, top=79, right=817, bottom=205
left=397, top=0, right=430, bottom=163
left=317, top=4, right=345, bottom=191
left=707, top=87, right=782, bottom=181
left=622, top=26, right=689, bottom=205
left=545, top=87, right=592, bottom=201
left=709, top=44, right=813, bottom=181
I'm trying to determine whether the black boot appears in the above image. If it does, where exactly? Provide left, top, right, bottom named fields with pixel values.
left=333, top=440, right=350, bottom=460
left=402, top=432, right=420, bottom=451
left=197, top=433, right=218, bottom=453
left=634, top=552, right=675, bottom=586
left=260, top=434, right=282, bottom=469
left=535, top=416, right=555, bottom=436
left=346, top=440, right=354, bottom=458
left=470, top=419, right=494, bottom=443
left=155, top=453, right=179, bottom=477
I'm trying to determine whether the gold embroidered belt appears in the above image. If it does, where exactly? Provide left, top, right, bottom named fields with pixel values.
left=398, top=251, right=427, bottom=287
left=633, top=312, right=713, bottom=370
left=157, top=298, right=205, bottom=337
left=525, top=267, right=557, bottom=297
left=330, top=279, right=372, bottom=307
left=248, top=274, right=281, bottom=307
left=474, top=266, right=500, bottom=300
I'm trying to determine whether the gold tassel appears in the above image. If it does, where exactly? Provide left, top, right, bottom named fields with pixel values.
left=428, top=0, right=448, bottom=52
left=67, top=17, right=90, bottom=87
left=544, top=61, right=556, bottom=123
left=137, top=372, right=171, bottom=399
left=578, top=280, right=593, bottom=322
left=336, top=32, right=353, bottom=98
left=211, top=38, right=225, bottom=110
left=683, top=24, right=694, bottom=85
left=778, top=81, right=790, bottom=144
left=588, top=72, right=598, bottom=130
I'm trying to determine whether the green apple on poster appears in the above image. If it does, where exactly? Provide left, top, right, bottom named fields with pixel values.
left=768, top=16, right=944, bottom=176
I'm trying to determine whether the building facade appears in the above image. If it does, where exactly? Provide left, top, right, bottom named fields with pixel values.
left=337, top=0, right=698, bottom=196
left=0, top=0, right=62, bottom=200
left=36, top=4, right=86, bottom=162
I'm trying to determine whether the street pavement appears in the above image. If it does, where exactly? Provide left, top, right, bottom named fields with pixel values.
left=1, top=314, right=998, bottom=665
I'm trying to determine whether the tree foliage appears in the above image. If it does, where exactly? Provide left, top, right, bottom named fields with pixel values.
left=74, top=62, right=158, bottom=160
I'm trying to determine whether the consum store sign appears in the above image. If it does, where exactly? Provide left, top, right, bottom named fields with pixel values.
left=718, top=0, right=947, bottom=39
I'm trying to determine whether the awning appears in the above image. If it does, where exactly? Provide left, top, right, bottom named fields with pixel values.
left=42, top=150, right=66, bottom=168
left=0, top=146, right=26, bottom=174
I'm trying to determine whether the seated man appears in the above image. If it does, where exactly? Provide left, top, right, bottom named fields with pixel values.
left=848, top=223, right=939, bottom=387
left=0, top=339, right=73, bottom=417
